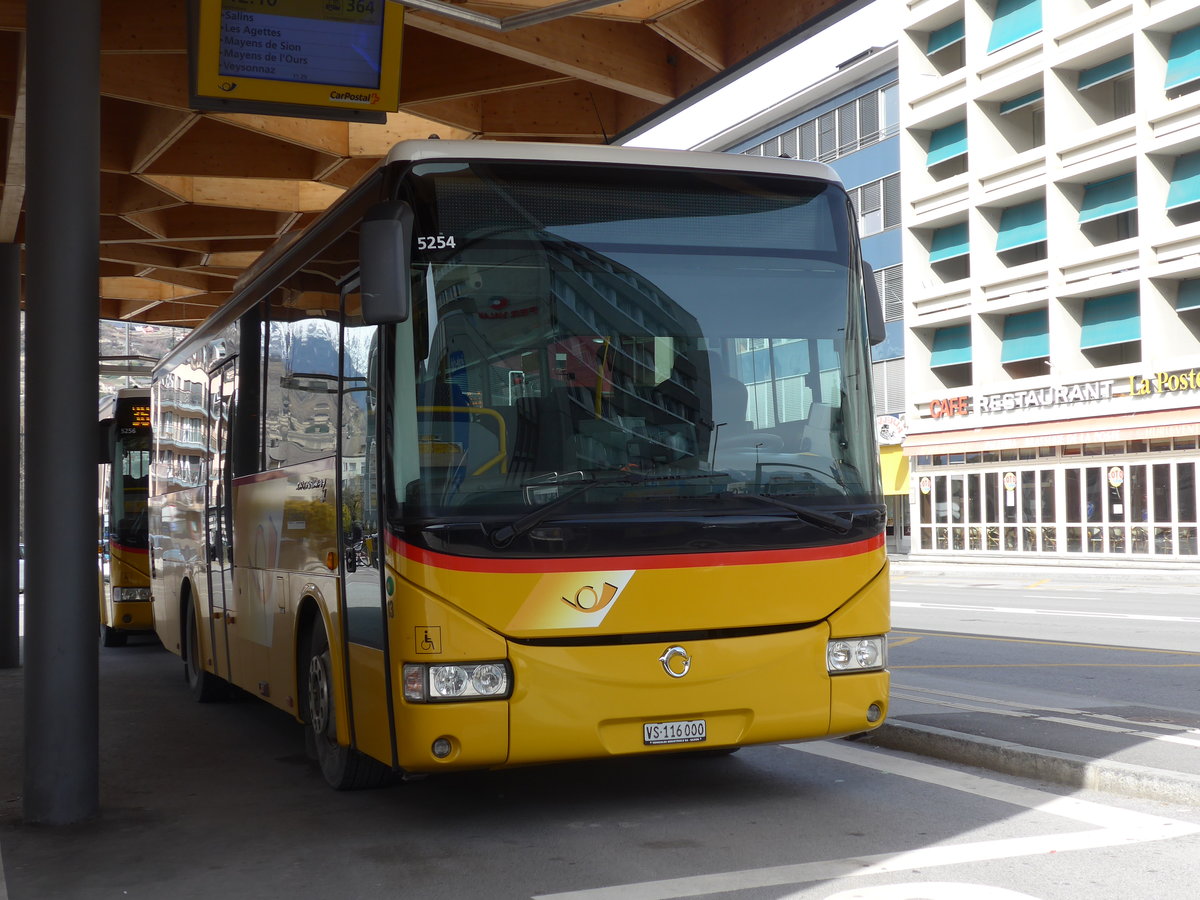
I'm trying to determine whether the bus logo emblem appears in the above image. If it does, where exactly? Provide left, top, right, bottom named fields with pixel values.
left=659, top=646, right=691, bottom=679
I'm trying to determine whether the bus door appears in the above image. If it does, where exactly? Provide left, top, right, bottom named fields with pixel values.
left=205, top=359, right=237, bottom=682
left=337, top=307, right=396, bottom=766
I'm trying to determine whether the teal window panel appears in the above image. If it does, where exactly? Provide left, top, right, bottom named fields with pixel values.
left=1079, top=173, right=1136, bottom=223
left=930, top=222, right=969, bottom=262
left=1001, top=309, right=1049, bottom=363
left=927, top=19, right=965, bottom=55
left=1177, top=279, right=1200, bottom=312
left=1081, top=292, right=1139, bottom=349
left=996, top=199, right=1046, bottom=251
left=1078, top=54, right=1133, bottom=90
left=927, top=120, right=967, bottom=167
left=1166, top=24, right=1200, bottom=92
left=999, top=89, right=1043, bottom=114
left=930, top=324, right=971, bottom=367
left=988, top=0, right=1041, bottom=54
left=1167, top=150, right=1200, bottom=210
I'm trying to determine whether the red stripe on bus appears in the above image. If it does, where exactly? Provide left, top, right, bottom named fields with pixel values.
left=110, top=543, right=149, bottom=556
left=385, top=531, right=883, bottom=573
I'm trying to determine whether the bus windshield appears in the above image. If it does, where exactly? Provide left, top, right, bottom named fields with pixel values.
left=390, top=160, right=879, bottom=549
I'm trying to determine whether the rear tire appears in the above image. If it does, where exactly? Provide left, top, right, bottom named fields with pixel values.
left=184, top=598, right=226, bottom=702
left=302, top=619, right=391, bottom=790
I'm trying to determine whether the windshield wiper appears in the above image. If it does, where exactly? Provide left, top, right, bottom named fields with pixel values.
left=731, top=493, right=857, bottom=535
left=489, top=472, right=730, bottom=548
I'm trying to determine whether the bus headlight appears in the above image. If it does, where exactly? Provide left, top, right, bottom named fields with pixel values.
left=827, top=636, right=886, bottom=673
left=403, top=662, right=512, bottom=702
left=114, top=587, right=152, bottom=602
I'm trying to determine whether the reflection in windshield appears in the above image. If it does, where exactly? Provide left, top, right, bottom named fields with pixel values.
left=391, top=162, right=880, bottom=538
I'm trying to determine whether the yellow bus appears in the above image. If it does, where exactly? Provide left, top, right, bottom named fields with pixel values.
left=148, top=140, right=890, bottom=789
left=98, top=388, right=154, bottom=646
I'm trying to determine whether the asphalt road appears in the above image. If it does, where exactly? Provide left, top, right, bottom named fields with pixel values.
left=3, top=561, right=1200, bottom=899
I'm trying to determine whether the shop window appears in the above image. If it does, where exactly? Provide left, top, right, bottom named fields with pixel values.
left=1038, top=446, right=1056, bottom=458
left=1153, top=463, right=1173, bottom=521
left=1131, top=526, right=1149, bottom=553
left=1155, top=527, right=1174, bottom=555
left=1109, top=527, right=1126, bottom=553
left=1175, top=437, right=1197, bottom=451
left=1150, top=438, right=1172, bottom=452
left=1126, top=439, right=1147, bottom=453
left=985, top=472, right=999, bottom=522
left=1130, top=465, right=1147, bottom=523
left=1040, top=470, right=1055, bottom=520
left=1067, top=527, right=1082, bottom=552
left=1085, top=467, right=1103, bottom=523
left=1104, top=442, right=1125, bottom=454
left=1178, top=463, right=1196, bottom=523
left=983, top=451, right=1000, bottom=463
left=1066, top=468, right=1082, bottom=523
left=1179, top=527, right=1198, bottom=555
left=969, top=527, right=983, bottom=550
left=1041, top=527, right=1057, bottom=552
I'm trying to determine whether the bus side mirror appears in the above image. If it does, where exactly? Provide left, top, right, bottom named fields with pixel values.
left=862, top=262, right=886, bottom=347
left=360, top=201, right=414, bottom=325
left=98, top=418, right=116, bottom=465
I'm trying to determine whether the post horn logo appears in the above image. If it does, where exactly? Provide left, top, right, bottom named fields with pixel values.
left=658, top=645, right=691, bottom=678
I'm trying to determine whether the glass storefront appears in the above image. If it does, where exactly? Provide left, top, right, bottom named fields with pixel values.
left=911, top=437, right=1199, bottom=560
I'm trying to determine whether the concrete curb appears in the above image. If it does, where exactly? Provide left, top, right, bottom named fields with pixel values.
left=859, top=721, right=1200, bottom=807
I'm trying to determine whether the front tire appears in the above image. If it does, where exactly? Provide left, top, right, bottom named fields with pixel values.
left=184, top=598, right=226, bottom=702
left=302, top=619, right=390, bottom=790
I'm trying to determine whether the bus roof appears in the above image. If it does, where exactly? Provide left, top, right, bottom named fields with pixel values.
left=156, top=140, right=843, bottom=376
left=385, top=139, right=842, bottom=185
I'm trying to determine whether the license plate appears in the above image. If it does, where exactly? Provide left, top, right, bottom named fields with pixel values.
left=643, top=719, right=706, bottom=745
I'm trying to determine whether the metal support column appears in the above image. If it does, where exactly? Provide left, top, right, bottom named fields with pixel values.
left=0, top=244, right=19, bottom=670
left=23, top=0, right=101, bottom=824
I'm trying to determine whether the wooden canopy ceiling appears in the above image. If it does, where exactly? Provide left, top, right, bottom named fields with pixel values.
left=0, top=0, right=843, bottom=328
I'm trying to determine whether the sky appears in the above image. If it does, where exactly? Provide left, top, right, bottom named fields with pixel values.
left=622, top=0, right=903, bottom=151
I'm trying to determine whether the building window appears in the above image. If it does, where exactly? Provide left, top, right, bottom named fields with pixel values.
left=849, top=174, right=900, bottom=237
left=1077, top=173, right=1137, bottom=246
left=929, top=222, right=970, bottom=283
left=743, top=82, right=899, bottom=163
left=925, top=18, right=965, bottom=75
left=995, top=197, right=1047, bottom=266
left=1077, top=54, right=1134, bottom=125
left=1080, top=291, right=1140, bottom=367
left=988, top=0, right=1042, bottom=54
left=1165, top=23, right=1200, bottom=99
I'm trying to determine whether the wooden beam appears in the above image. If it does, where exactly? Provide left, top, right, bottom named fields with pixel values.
left=0, top=0, right=25, bottom=31
left=100, top=0, right=186, bottom=53
left=651, top=1, right=725, bottom=71
left=348, top=111, right=472, bottom=157
left=100, top=243, right=200, bottom=270
left=143, top=116, right=339, bottom=181
left=474, top=81, right=623, bottom=139
left=405, top=9, right=677, bottom=104
left=400, top=96, right=484, bottom=137
left=124, top=204, right=293, bottom=241
left=719, top=0, right=837, bottom=64
left=99, top=275, right=201, bottom=301
left=100, top=52, right=191, bottom=110
left=100, top=173, right=181, bottom=216
left=101, top=97, right=196, bottom=174
left=0, top=29, right=22, bottom=242
left=207, top=112, right=350, bottom=157
left=399, top=30, right=570, bottom=104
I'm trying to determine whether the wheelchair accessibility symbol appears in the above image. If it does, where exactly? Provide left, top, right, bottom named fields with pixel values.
left=415, top=626, right=441, bottom=654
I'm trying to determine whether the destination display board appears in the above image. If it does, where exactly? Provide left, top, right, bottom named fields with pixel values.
left=191, top=0, right=403, bottom=123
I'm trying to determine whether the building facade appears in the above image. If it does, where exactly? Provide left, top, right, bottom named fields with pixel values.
left=901, top=0, right=1200, bottom=564
left=694, top=42, right=911, bottom=553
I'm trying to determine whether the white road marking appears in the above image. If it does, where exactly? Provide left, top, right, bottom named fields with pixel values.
left=819, top=883, right=1042, bottom=900
left=890, top=685, right=1200, bottom=749
left=532, top=740, right=1200, bottom=900
left=892, top=600, right=1200, bottom=624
